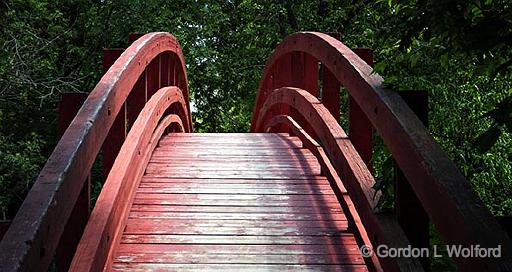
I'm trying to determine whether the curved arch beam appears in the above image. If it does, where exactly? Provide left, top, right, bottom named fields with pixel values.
left=263, top=114, right=384, bottom=271
left=255, top=87, right=392, bottom=253
left=0, top=33, right=191, bottom=271
left=70, top=87, right=188, bottom=271
left=255, top=86, right=511, bottom=270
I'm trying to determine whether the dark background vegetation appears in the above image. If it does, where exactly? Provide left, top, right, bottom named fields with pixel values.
left=1, top=0, right=511, bottom=268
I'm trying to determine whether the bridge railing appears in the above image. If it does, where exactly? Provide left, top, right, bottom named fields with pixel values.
left=70, top=86, right=190, bottom=271
left=251, top=31, right=512, bottom=271
left=0, top=32, right=192, bottom=272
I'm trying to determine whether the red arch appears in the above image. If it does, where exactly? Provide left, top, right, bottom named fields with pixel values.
left=251, top=32, right=511, bottom=271
left=70, top=86, right=189, bottom=271
left=0, top=33, right=192, bottom=271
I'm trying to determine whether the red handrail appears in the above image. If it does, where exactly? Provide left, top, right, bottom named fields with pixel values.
left=71, top=86, right=190, bottom=271
left=0, top=32, right=192, bottom=271
left=251, top=32, right=512, bottom=271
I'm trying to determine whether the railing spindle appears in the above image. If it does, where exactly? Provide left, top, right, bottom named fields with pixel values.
left=101, top=49, right=127, bottom=180
left=349, top=48, right=374, bottom=171
left=395, top=90, right=430, bottom=270
left=56, top=93, right=90, bottom=272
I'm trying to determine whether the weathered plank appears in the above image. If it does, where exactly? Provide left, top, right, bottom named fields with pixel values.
left=140, top=177, right=329, bottom=184
left=113, top=253, right=364, bottom=265
left=115, top=244, right=360, bottom=255
left=111, top=263, right=369, bottom=272
left=105, top=133, right=369, bottom=271
left=120, top=234, right=358, bottom=245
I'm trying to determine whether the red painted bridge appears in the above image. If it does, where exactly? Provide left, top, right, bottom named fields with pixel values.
left=0, top=32, right=511, bottom=271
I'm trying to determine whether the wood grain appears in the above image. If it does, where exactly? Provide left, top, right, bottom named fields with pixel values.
left=106, top=133, right=369, bottom=271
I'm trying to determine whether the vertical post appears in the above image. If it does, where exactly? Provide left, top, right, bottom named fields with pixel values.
left=55, top=92, right=90, bottom=272
left=349, top=48, right=374, bottom=171
left=274, top=54, right=292, bottom=132
left=0, top=220, right=10, bottom=241
left=102, top=49, right=126, bottom=180
left=146, top=55, right=161, bottom=99
left=169, top=55, right=176, bottom=86
left=303, top=54, right=319, bottom=97
left=321, top=32, right=341, bottom=121
left=160, top=53, right=170, bottom=88
left=395, top=90, right=430, bottom=270
left=291, top=52, right=304, bottom=88
left=126, top=34, right=147, bottom=129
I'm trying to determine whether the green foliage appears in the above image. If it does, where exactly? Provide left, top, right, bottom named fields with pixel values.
left=0, top=133, right=45, bottom=220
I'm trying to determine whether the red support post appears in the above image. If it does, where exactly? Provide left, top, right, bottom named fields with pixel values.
left=303, top=53, right=319, bottom=98
left=291, top=52, right=304, bottom=88
left=126, top=34, right=147, bottom=129
left=349, top=48, right=374, bottom=171
left=321, top=32, right=342, bottom=121
left=395, top=90, right=430, bottom=270
left=0, top=220, right=10, bottom=241
left=146, top=55, right=161, bottom=99
left=160, top=53, right=170, bottom=88
left=129, top=32, right=160, bottom=121
left=169, top=55, right=176, bottom=86
left=102, top=49, right=126, bottom=180
left=56, top=92, right=90, bottom=272
left=274, top=54, right=292, bottom=132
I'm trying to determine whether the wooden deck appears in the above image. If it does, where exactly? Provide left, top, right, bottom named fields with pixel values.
left=110, top=133, right=369, bottom=271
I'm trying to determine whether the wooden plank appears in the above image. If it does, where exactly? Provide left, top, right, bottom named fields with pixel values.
left=113, top=253, right=364, bottom=265
left=132, top=197, right=341, bottom=208
left=124, top=217, right=349, bottom=229
left=155, top=145, right=303, bottom=150
left=111, top=263, right=369, bottom=272
left=159, top=137, right=303, bottom=144
left=145, top=163, right=321, bottom=170
left=140, top=177, right=329, bottom=184
left=144, top=169, right=321, bottom=176
left=120, top=234, right=358, bottom=245
left=144, top=165, right=321, bottom=172
left=124, top=224, right=349, bottom=236
left=129, top=204, right=343, bottom=214
left=137, top=182, right=333, bottom=190
left=144, top=173, right=323, bottom=179
left=115, top=244, right=360, bottom=255
left=127, top=211, right=346, bottom=221
left=149, top=156, right=318, bottom=162
left=162, top=133, right=289, bottom=137
left=151, top=148, right=314, bottom=156
left=134, top=192, right=341, bottom=203
left=135, top=187, right=333, bottom=195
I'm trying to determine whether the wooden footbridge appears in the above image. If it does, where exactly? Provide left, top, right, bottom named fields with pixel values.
left=0, top=32, right=511, bottom=271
